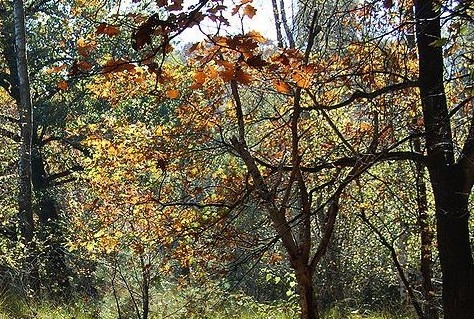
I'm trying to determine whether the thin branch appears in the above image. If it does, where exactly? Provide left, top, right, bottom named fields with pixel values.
left=0, top=127, right=20, bottom=142
left=304, top=80, right=419, bottom=111
left=255, top=150, right=426, bottom=174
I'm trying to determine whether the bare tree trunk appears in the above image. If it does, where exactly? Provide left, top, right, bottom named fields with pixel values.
left=413, top=128, right=439, bottom=319
left=279, top=0, right=295, bottom=48
left=415, top=1, right=474, bottom=317
left=270, top=0, right=284, bottom=48
left=13, top=0, right=38, bottom=294
left=295, top=266, right=319, bottom=319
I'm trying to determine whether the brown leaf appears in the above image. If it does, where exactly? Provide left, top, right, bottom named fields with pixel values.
left=132, top=24, right=153, bottom=51
left=168, top=0, right=183, bottom=11
left=156, top=0, right=167, bottom=7
left=246, top=55, right=267, bottom=69
left=96, top=23, right=120, bottom=36
left=243, top=5, right=256, bottom=18
left=235, top=69, right=252, bottom=85
left=103, top=59, right=136, bottom=73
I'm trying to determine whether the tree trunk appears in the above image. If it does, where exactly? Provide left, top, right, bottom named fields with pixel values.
left=435, top=176, right=474, bottom=319
left=295, top=266, right=319, bottom=319
left=13, top=0, right=38, bottom=294
left=415, top=148, right=439, bottom=319
left=32, top=146, right=71, bottom=298
left=414, top=1, right=474, bottom=317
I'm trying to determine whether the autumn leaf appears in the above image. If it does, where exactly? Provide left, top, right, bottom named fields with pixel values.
left=293, top=72, right=311, bottom=88
left=156, top=0, right=167, bottom=7
left=96, top=23, right=120, bottom=36
left=46, top=64, right=67, bottom=74
left=166, top=89, right=180, bottom=99
left=235, top=69, right=253, bottom=85
left=243, top=5, right=256, bottom=18
left=132, top=24, right=153, bottom=51
left=219, top=67, right=235, bottom=82
left=167, top=0, right=183, bottom=11
left=57, top=80, right=68, bottom=90
left=194, top=71, right=206, bottom=84
left=246, top=54, right=267, bottom=69
left=103, top=59, right=136, bottom=73
left=231, top=4, right=242, bottom=15
left=273, top=79, right=291, bottom=93
left=246, top=31, right=266, bottom=43
left=77, top=60, right=93, bottom=72
left=77, top=38, right=97, bottom=57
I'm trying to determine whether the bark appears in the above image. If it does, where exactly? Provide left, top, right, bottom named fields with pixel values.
left=413, top=131, right=439, bottom=319
left=295, top=266, right=319, bottom=319
left=414, top=1, right=474, bottom=318
left=279, top=0, right=295, bottom=48
left=270, top=0, right=284, bottom=48
left=13, top=0, right=38, bottom=293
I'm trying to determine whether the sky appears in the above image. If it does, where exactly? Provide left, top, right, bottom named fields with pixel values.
left=175, top=0, right=294, bottom=45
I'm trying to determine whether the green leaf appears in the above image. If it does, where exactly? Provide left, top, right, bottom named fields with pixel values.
left=429, top=38, right=448, bottom=47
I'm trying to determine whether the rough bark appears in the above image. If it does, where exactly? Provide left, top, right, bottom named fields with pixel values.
left=270, top=0, right=284, bottom=48
left=414, top=1, right=474, bottom=318
left=295, top=266, right=319, bottom=319
left=13, top=0, right=38, bottom=293
left=413, top=132, right=439, bottom=319
left=32, top=144, right=71, bottom=298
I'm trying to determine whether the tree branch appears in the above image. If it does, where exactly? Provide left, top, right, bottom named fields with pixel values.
left=0, top=127, right=20, bottom=142
left=304, top=80, right=418, bottom=111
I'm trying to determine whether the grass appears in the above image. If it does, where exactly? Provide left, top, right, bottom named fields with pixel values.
left=0, top=288, right=415, bottom=319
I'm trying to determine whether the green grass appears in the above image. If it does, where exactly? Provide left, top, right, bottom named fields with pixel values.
left=0, top=289, right=415, bottom=319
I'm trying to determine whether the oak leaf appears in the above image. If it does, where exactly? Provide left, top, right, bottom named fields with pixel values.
left=96, top=23, right=120, bottom=36
left=57, top=80, right=68, bottom=90
left=273, top=79, right=291, bottom=93
left=243, top=5, right=256, bottom=18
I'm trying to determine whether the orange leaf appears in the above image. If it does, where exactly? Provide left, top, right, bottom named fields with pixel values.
left=207, top=66, right=219, bottom=79
left=194, top=71, right=206, bottom=84
left=166, top=89, right=180, bottom=99
left=273, top=79, right=291, bottom=93
left=219, top=68, right=234, bottom=82
left=235, top=69, right=253, bottom=85
left=292, top=72, right=311, bottom=88
left=57, top=80, right=68, bottom=90
left=243, top=5, right=256, bottom=18
left=103, top=59, right=136, bottom=73
left=246, top=31, right=266, bottom=43
left=96, top=23, right=120, bottom=36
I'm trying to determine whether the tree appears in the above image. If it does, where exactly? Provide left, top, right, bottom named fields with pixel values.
left=12, top=0, right=36, bottom=292
left=414, top=0, right=474, bottom=317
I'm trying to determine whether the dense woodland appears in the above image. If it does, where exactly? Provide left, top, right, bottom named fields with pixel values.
left=0, top=0, right=473, bottom=318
